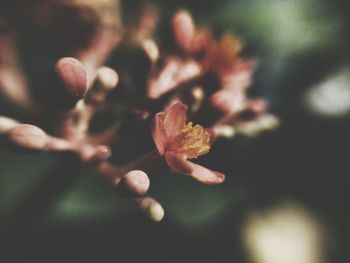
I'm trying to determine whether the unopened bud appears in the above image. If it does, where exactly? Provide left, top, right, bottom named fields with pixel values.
left=213, top=125, right=236, bottom=138
left=257, top=114, right=280, bottom=130
left=85, top=67, right=118, bottom=105
left=236, top=114, right=279, bottom=137
left=95, top=67, right=119, bottom=91
left=54, top=57, right=88, bottom=109
left=138, top=197, right=164, bottom=222
left=236, top=121, right=261, bottom=137
left=118, top=170, right=150, bottom=197
left=0, top=116, right=19, bottom=134
left=8, top=124, right=48, bottom=151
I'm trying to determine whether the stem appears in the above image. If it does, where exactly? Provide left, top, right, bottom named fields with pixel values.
left=94, top=150, right=160, bottom=184
left=124, top=150, right=161, bottom=172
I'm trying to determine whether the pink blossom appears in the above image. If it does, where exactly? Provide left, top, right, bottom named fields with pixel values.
left=151, top=102, right=225, bottom=184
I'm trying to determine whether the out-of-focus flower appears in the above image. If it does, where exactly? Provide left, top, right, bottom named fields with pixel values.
left=206, top=35, right=242, bottom=74
left=304, top=68, right=350, bottom=118
left=172, top=10, right=209, bottom=54
left=209, top=59, right=256, bottom=115
left=137, top=197, right=164, bottom=222
left=172, top=10, right=243, bottom=74
left=147, top=56, right=202, bottom=99
left=147, top=10, right=249, bottom=101
left=152, top=102, right=225, bottom=184
left=242, top=202, right=326, bottom=263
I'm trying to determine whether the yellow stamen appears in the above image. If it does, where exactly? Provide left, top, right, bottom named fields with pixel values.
left=209, top=34, right=242, bottom=72
left=218, top=35, right=242, bottom=58
left=170, top=122, right=211, bottom=159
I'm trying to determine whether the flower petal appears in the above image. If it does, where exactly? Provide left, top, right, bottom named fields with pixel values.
left=165, top=151, right=225, bottom=185
left=210, top=88, right=244, bottom=114
left=165, top=151, right=193, bottom=174
left=164, top=102, right=188, bottom=140
left=187, top=161, right=225, bottom=185
left=172, top=10, right=195, bottom=52
left=191, top=29, right=211, bottom=54
left=151, top=112, right=167, bottom=155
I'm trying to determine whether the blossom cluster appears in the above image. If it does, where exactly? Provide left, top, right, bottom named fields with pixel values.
left=0, top=0, right=278, bottom=221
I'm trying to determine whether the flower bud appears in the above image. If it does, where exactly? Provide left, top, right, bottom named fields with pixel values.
left=85, top=67, right=118, bottom=105
left=8, top=124, right=48, bottom=151
left=53, top=57, right=88, bottom=109
left=138, top=197, right=164, bottom=222
left=213, top=125, right=236, bottom=138
left=257, top=114, right=280, bottom=130
left=95, top=67, right=119, bottom=91
left=0, top=116, right=19, bottom=134
left=118, top=170, right=150, bottom=197
left=235, top=114, right=279, bottom=137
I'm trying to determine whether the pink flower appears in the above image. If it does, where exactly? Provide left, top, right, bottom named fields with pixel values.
left=172, top=11, right=243, bottom=73
left=151, top=102, right=225, bottom=184
left=172, top=10, right=211, bottom=55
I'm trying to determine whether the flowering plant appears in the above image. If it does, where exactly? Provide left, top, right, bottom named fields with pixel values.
left=0, top=0, right=278, bottom=222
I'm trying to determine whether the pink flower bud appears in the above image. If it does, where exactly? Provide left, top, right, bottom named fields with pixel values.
left=54, top=57, right=88, bottom=109
left=138, top=197, right=164, bottom=222
left=85, top=67, right=118, bottom=105
left=95, top=67, right=119, bottom=91
left=118, top=170, right=150, bottom=197
left=8, top=124, right=48, bottom=151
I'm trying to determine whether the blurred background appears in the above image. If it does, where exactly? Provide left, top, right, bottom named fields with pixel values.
left=1, top=0, right=350, bottom=262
